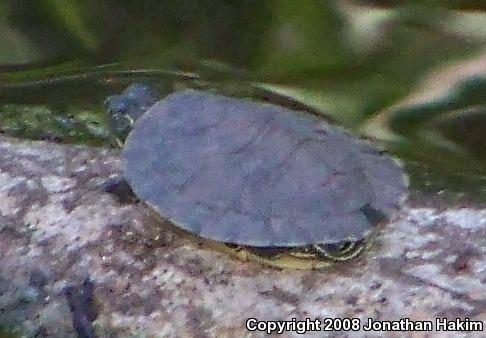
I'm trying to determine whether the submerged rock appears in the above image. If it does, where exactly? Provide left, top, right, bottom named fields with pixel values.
left=0, top=136, right=485, bottom=337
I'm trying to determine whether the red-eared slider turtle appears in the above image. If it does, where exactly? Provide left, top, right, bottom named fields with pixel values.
left=105, top=84, right=408, bottom=270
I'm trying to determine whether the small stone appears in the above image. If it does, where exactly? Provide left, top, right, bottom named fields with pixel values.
left=41, top=175, right=76, bottom=193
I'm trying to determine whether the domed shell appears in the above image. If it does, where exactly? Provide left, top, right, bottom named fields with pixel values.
left=122, top=90, right=407, bottom=247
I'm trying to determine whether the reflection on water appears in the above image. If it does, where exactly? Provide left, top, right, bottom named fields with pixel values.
left=1, top=1, right=486, bottom=203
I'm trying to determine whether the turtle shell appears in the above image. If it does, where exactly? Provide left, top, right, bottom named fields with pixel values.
left=122, top=90, right=407, bottom=247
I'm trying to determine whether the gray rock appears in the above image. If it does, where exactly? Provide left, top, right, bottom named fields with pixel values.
left=0, top=136, right=485, bottom=338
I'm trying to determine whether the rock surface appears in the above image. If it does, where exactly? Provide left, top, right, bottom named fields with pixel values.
left=0, top=136, right=485, bottom=338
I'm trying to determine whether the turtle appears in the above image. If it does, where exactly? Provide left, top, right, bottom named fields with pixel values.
left=104, top=84, right=408, bottom=270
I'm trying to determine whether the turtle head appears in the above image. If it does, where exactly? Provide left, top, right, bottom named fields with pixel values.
left=104, top=83, right=157, bottom=146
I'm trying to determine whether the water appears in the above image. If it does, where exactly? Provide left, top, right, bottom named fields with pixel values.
left=0, top=1, right=485, bottom=204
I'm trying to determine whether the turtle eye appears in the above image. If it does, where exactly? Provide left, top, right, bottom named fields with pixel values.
left=114, top=103, right=128, bottom=116
left=106, top=97, right=130, bottom=118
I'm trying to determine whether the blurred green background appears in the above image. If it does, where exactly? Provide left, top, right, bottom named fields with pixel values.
left=0, top=0, right=485, bottom=204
